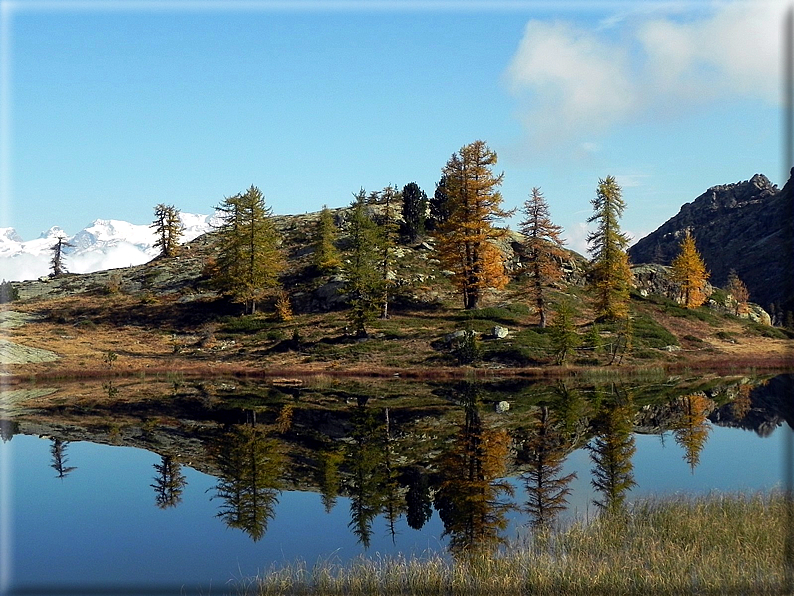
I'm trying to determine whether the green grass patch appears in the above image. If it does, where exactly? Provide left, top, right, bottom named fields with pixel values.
left=631, top=314, right=678, bottom=349
left=746, top=322, right=794, bottom=339
left=455, top=304, right=530, bottom=326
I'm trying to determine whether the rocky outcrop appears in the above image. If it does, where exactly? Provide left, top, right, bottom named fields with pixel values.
left=631, top=263, right=770, bottom=323
left=629, top=171, right=794, bottom=313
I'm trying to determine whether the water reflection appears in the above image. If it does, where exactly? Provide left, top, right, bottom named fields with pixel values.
left=50, top=438, right=77, bottom=479
left=588, top=388, right=636, bottom=513
left=211, top=419, right=283, bottom=542
left=672, top=394, right=712, bottom=471
left=434, top=383, right=513, bottom=556
left=517, top=406, right=576, bottom=529
left=3, top=372, right=793, bottom=559
left=151, top=455, right=187, bottom=508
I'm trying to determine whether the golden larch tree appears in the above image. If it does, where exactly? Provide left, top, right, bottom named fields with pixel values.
left=671, top=229, right=710, bottom=309
left=435, top=140, right=510, bottom=310
left=519, top=187, right=565, bottom=328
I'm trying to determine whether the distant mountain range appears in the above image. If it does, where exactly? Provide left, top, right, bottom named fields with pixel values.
left=0, top=213, right=217, bottom=283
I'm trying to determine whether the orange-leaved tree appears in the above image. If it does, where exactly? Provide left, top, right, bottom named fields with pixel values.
left=671, top=229, right=710, bottom=309
left=519, top=187, right=566, bottom=327
left=725, top=269, right=750, bottom=315
left=435, top=140, right=510, bottom=310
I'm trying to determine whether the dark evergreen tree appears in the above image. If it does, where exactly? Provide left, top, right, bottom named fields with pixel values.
left=50, top=236, right=74, bottom=277
left=151, top=203, right=184, bottom=258
left=429, top=175, right=451, bottom=230
left=401, top=182, right=428, bottom=242
left=405, top=467, right=433, bottom=530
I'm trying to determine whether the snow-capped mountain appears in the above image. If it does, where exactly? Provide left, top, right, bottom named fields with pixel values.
left=0, top=213, right=216, bottom=282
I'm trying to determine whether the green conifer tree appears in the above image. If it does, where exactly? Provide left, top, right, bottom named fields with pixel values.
left=212, top=186, right=285, bottom=315
left=402, top=181, right=428, bottom=242
left=313, top=205, right=342, bottom=273
left=587, top=176, right=632, bottom=320
left=343, top=190, right=384, bottom=337
left=550, top=299, right=580, bottom=365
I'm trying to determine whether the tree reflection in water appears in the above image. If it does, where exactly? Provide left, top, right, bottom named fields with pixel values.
left=518, top=406, right=576, bottom=530
left=345, top=401, right=390, bottom=549
left=434, top=383, right=513, bottom=557
left=212, top=417, right=284, bottom=542
left=50, top=438, right=77, bottom=479
left=588, top=388, right=637, bottom=514
left=673, top=393, right=713, bottom=472
left=151, top=455, right=188, bottom=508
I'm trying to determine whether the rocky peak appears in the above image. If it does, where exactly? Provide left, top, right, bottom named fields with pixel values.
left=628, top=170, right=793, bottom=312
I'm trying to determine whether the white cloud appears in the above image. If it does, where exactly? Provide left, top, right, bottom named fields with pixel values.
left=565, top=221, right=592, bottom=257
left=506, top=20, right=638, bottom=149
left=506, top=1, right=786, bottom=149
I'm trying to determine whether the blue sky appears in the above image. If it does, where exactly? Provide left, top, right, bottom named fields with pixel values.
left=1, top=0, right=787, bottom=254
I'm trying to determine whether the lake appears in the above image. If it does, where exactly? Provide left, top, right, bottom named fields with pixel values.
left=1, top=372, right=791, bottom=595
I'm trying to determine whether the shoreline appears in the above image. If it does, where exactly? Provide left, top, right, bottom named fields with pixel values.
left=3, top=354, right=792, bottom=386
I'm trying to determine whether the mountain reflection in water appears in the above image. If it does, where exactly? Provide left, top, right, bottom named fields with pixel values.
left=1, top=372, right=790, bottom=591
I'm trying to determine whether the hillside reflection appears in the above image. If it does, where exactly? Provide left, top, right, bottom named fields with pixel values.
left=2, top=372, right=792, bottom=555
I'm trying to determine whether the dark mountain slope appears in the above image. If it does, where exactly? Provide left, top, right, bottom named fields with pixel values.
left=629, top=170, right=794, bottom=313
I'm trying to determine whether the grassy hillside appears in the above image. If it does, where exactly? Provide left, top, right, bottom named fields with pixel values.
left=4, top=208, right=793, bottom=379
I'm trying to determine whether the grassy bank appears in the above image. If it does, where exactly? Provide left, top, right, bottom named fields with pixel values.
left=243, top=492, right=790, bottom=595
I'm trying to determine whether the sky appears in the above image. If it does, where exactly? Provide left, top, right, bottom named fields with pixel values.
left=1, top=0, right=789, bottom=255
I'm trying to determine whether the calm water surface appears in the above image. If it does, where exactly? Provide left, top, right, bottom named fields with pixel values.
left=1, top=374, right=791, bottom=594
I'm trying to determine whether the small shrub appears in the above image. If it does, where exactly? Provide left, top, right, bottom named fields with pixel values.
left=632, top=314, right=678, bottom=348
left=275, top=289, right=294, bottom=322
left=747, top=322, right=792, bottom=339
left=104, top=273, right=123, bottom=295
left=103, top=350, right=118, bottom=368
left=0, top=280, right=18, bottom=303
left=451, top=329, right=482, bottom=365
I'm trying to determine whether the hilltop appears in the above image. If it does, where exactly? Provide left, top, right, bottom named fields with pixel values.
left=2, top=198, right=792, bottom=381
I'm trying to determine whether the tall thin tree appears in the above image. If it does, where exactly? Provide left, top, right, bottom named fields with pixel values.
left=50, top=236, right=74, bottom=277
left=343, top=190, right=383, bottom=337
left=587, top=176, right=632, bottom=320
left=519, top=187, right=566, bottom=327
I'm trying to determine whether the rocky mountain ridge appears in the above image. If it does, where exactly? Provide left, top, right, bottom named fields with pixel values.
left=629, top=170, right=794, bottom=314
